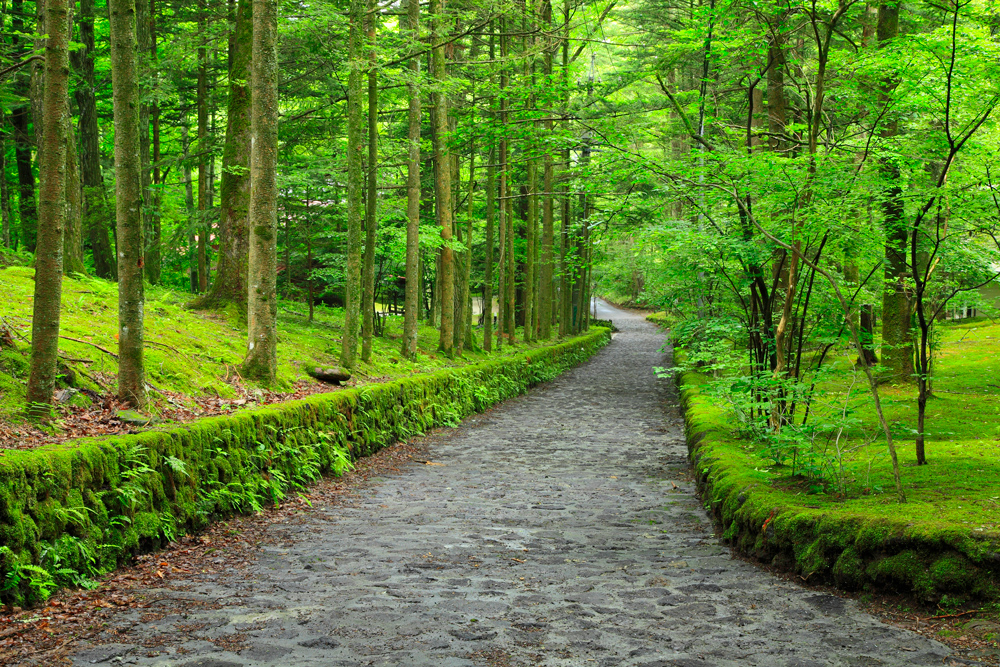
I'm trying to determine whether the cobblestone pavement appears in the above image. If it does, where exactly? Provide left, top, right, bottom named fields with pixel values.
left=68, top=301, right=957, bottom=667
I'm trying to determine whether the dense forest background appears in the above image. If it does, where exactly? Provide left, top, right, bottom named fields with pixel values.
left=3, top=0, right=1000, bottom=462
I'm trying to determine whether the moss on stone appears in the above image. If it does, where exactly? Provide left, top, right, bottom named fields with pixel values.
left=0, top=327, right=611, bottom=606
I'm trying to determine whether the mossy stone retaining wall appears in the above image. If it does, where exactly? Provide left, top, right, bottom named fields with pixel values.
left=679, top=372, right=1000, bottom=603
left=0, top=328, right=610, bottom=605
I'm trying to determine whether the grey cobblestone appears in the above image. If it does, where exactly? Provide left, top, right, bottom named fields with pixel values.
left=68, top=302, right=953, bottom=666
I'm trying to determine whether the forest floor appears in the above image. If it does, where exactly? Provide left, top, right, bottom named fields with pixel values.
left=0, top=265, right=543, bottom=451
left=4, top=300, right=989, bottom=666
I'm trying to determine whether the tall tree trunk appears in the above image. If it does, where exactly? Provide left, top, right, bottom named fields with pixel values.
left=431, top=0, right=454, bottom=355
left=341, top=0, right=364, bottom=368
left=877, top=2, right=913, bottom=384
left=148, top=0, right=162, bottom=285
left=539, top=0, right=554, bottom=340
left=137, top=0, right=153, bottom=282
left=26, top=0, right=70, bottom=413
left=11, top=0, right=37, bottom=253
left=181, top=124, right=197, bottom=292
left=463, top=141, right=476, bottom=352
left=109, top=0, right=146, bottom=408
left=0, top=120, right=10, bottom=248
left=361, top=0, right=378, bottom=363
left=72, top=0, right=115, bottom=279
left=192, top=0, right=251, bottom=310
left=401, top=0, right=420, bottom=359
left=483, top=23, right=495, bottom=352
left=196, top=0, right=209, bottom=293
left=242, top=0, right=279, bottom=383
left=63, top=113, right=85, bottom=275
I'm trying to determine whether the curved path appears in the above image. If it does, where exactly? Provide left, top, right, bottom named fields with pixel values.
left=69, top=301, right=954, bottom=667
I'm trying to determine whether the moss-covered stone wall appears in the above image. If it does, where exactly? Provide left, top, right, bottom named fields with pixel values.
left=678, top=372, right=1000, bottom=603
left=0, top=328, right=610, bottom=605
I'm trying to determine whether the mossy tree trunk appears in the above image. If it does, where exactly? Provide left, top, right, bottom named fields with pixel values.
left=110, top=0, right=147, bottom=409
left=241, top=0, right=279, bottom=384
left=877, top=2, right=913, bottom=385
left=0, top=121, right=10, bottom=248
left=190, top=0, right=251, bottom=312
left=148, top=0, right=162, bottom=286
left=72, top=0, right=116, bottom=280
left=196, top=0, right=210, bottom=294
left=431, top=0, right=454, bottom=356
left=539, top=0, right=554, bottom=340
left=401, top=0, right=420, bottom=360
left=26, top=0, right=71, bottom=414
left=340, top=0, right=364, bottom=369
left=361, top=0, right=378, bottom=363
left=10, top=0, right=37, bottom=254
left=137, top=0, right=153, bottom=282
left=62, top=112, right=86, bottom=275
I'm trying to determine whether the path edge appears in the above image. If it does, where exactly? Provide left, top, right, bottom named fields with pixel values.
left=0, top=328, right=612, bottom=607
left=675, top=370, right=1000, bottom=605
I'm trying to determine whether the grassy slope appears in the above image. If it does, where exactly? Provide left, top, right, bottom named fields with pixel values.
left=0, top=265, right=546, bottom=430
left=673, top=316, right=1000, bottom=601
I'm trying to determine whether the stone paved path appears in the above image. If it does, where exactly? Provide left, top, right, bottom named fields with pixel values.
left=69, top=301, right=956, bottom=667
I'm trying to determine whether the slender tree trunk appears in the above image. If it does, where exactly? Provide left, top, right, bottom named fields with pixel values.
left=72, top=0, right=115, bottom=279
left=483, top=24, right=495, bottom=353
left=63, top=112, right=85, bottom=275
left=26, top=0, right=70, bottom=413
left=361, top=1, right=378, bottom=363
left=341, top=0, right=364, bottom=368
left=109, top=0, right=146, bottom=408
left=241, top=0, right=279, bottom=383
left=431, top=0, right=454, bottom=355
left=137, top=0, right=153, bottom=282
left=402, top=0, right=420, bottom=359
left=196, top=0, right=210, bottom=293
left=11, top=0, right=36, bottom=252
left=181, top=125, right=197, bottom=292
left=0, top=121, right=10, bottom=248
left=877, top=2, right=913, bottom=384
left=147, top=0, right=162, bottom=284
left=539, top=0, right=554, bottom=339
left=194, top=0, right=251, bottom=310
left=463, top=141, right=476, bottom=352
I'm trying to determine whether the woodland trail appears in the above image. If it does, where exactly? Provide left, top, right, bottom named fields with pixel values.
left=65, top=301, right=956, bottom=667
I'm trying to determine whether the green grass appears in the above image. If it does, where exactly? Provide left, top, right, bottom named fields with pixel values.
left=679, top=318, right=1000, bottom=600
left=0, top=265, right=552, bottom=431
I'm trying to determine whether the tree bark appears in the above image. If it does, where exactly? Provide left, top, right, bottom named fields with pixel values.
left=148, top=0, right=162, bottom=285
left=191, top=0, right=251, bottom=311
left=109, top=0, right=146, bottom=408
left=11, top=0, right=37, bottom=253
left=72, top=0, right=115, bottom=279
left=361, top=0, right=378, bottom=363
left=0, top=119, right=10, bottom=248
left=196, top=0, right=210, bottom=293
left=877, top=2, right=913, bottom=384
left=341, top=0, right=364, bottom=368
left=63, top=112, right=85, bottom=275
left=431, top=0, right=454, bottom=356
left=539, top=0, right=554, bottom=339
left=26, top=0, right=71, bottom=414
left=137, top=0, right=154, bottom=282
left=241, top=0, right=279, bottom=383
left=401, top=0, right=420, bottom=359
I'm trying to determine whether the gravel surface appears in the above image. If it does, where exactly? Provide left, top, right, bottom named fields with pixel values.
left=66, top=301, right=958, bottom=667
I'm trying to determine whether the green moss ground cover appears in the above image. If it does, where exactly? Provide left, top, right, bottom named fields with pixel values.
left=0, top=265, right=560, bottom=431
left=0, top=320, right=610, bottom=606
left=676, top=319, right=1000, bottom=604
